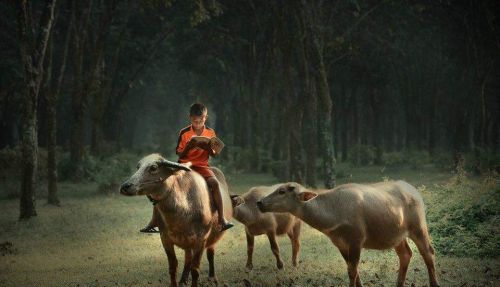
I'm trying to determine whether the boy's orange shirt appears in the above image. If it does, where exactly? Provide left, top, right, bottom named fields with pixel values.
left=176, top=125, right=216, bottom=167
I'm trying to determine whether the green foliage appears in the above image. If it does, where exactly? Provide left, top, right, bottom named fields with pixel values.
left=335, top=168, right=347, bottom=179
left=427, top=180, right=500, bottom=258
left=269, top=160, right=289, bottom=182
left=58, top=151, right=135, bottom=193
left=0, top=147, right=51, bottom=198
left=58, top=152, right=98, bottom=182
left=89, top=153, right=136, bottom=193
left=381, top=152, right=406, bottom=167
left=190, top=0, right=222, bottom=26
left=475, top=148, right=500, bottom=172
left=348, top=144, right=375, bottom=166
left=405, top=150, right=431, bottom=169
left=0, top=147, right=21, bottom=179
left=218, top=146, right=260, bottom=173
left=432, top=149, right=454, bottom=171
left=227, top=146, right=251, bottom=171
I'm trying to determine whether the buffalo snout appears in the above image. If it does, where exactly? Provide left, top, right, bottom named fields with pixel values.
left=256, top=201, right=266, bottom=212
left=120, top=182, right=134, bottom=195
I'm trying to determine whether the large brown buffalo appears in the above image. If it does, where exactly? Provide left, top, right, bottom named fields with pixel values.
left=120, top=153, right=232, bottom=287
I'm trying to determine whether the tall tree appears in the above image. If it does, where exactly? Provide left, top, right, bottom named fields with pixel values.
left=43, top=5, right=73, bottom=205
left=302, top=0, right=336, bottom=188
left=17, top=0, right=57, bottom=219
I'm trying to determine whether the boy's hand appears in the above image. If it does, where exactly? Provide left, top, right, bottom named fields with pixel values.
left=185, top=138, right=196, bottom=150
left=210, top=137, right=224, bottom=155
left=189, top=136, right=211, bottom=151
left=210, top=140, right=223, bottom=155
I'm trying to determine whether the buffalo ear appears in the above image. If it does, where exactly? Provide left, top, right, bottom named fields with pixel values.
left=298, top=191, right=317, bottom=202
left=158, top=159, right=191, bottom=171
left=230, top=195, right=245, bottom=207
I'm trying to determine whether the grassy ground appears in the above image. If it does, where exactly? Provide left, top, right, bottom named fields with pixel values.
left=0, top=165, right=498, bottom=287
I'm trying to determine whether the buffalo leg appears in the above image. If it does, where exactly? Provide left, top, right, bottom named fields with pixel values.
left=206, top=246, right=218, bottom=283
left=410, top=229, right=440, bottom=287
left=267, top=232, right=284, bottom=270
left=161, top=238, right=178, bottom=287
left=394, top=239, right=412, bottom=287
left=179, top=249, right=192, bottom=286
left=338, top=246, right=362, bottom=287
left=190, top=247, right=204, bottom=287
left=287, top=222, right=301, bottom=267
left=246, top=232, right=254, bottom=270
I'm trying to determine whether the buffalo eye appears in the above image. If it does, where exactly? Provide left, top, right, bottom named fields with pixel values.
left=278, top=188, right=285, bottom=195
left=149, top=165, right=158, bottom=173
left=287, top=185, right=295, bottom=192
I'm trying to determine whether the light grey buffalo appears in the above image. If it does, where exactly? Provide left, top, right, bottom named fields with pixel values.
left=257, top=181, right=439, bottom=287
left=230, top=184, right=302, bottom=271
left=120, top=153, right=232, bottom=287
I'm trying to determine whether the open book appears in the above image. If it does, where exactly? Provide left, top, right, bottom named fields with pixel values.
left=190, top=136, right=225, bottom=154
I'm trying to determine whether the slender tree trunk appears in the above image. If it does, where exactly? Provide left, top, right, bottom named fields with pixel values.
left=295, top=8, right=316, bottom=186
left=352, top=88, right=361, bottom=163
left=304, top=80, right=317, bottom=187
left=249, top=43, right=261, bottom=171
left=70, top=0, right=113, bottom=175
left=340, top=87, right=350, bottom=162
left=371, top=88, right=382, bottom=165
left=300, top=45, right=318, bottom=187
left=70, top=77, right=86, bottom=180
left=281, top=17, right=303, bottom=183
left=428, top=90, right=438, bottom=156
left=91, top=59, right=107, bottom=155
left=46, top=9, right=72, bottom=205
left=42, top=37, right=57, bottom=204
left=299, top=0, right=335, bottom=187
left=69, top=1, right=89, bottom=180
left=310, top=44, right=335, bottom=187
left=17, top=0, right=57, bottom=219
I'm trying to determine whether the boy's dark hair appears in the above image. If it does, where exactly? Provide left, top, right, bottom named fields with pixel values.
left=189, top=102, right=207, bottom=116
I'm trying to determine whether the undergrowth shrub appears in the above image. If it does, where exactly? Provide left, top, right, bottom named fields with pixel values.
left=427, top=178, right=500, bottom=258
left=405, top=150, right=431, bottom=169
left=381, top=152, right=406, bottom=168
left=348, top=144, right=375, bottom=166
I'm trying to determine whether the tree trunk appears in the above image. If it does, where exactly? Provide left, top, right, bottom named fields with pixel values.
left=428, top=90, right=438, bottom=156
left=46, top=9, right=72, bottom=205
left=70, top=0, right=113, bottom=177
left=91, top=59, right=107, bottom=155
left=340, top=87, right=351, bottom=162
left=17, top=0, right=57, bottom=219
left=310, top=44, right=335, bottom=187
left=371, top=88, right=383, bottom=165
left=295, top=8, right=316, bottom=186
left=249, top=42, right=261, bottom=171
left=304, top=80, right=317, bottom=187
left=300, top=0, right=335, bottom=188
left=70, top=82, right=86, bottom=180
left=42, top=36, right=57, bottom=204
left=280, top=4, right=303, bottom=183
left=69, top=1, right=90, bottom=180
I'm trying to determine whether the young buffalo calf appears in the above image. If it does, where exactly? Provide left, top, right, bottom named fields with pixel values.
left=257, top=181, right=439, bottom=287
left=231, top=184, right=301, bottom=271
